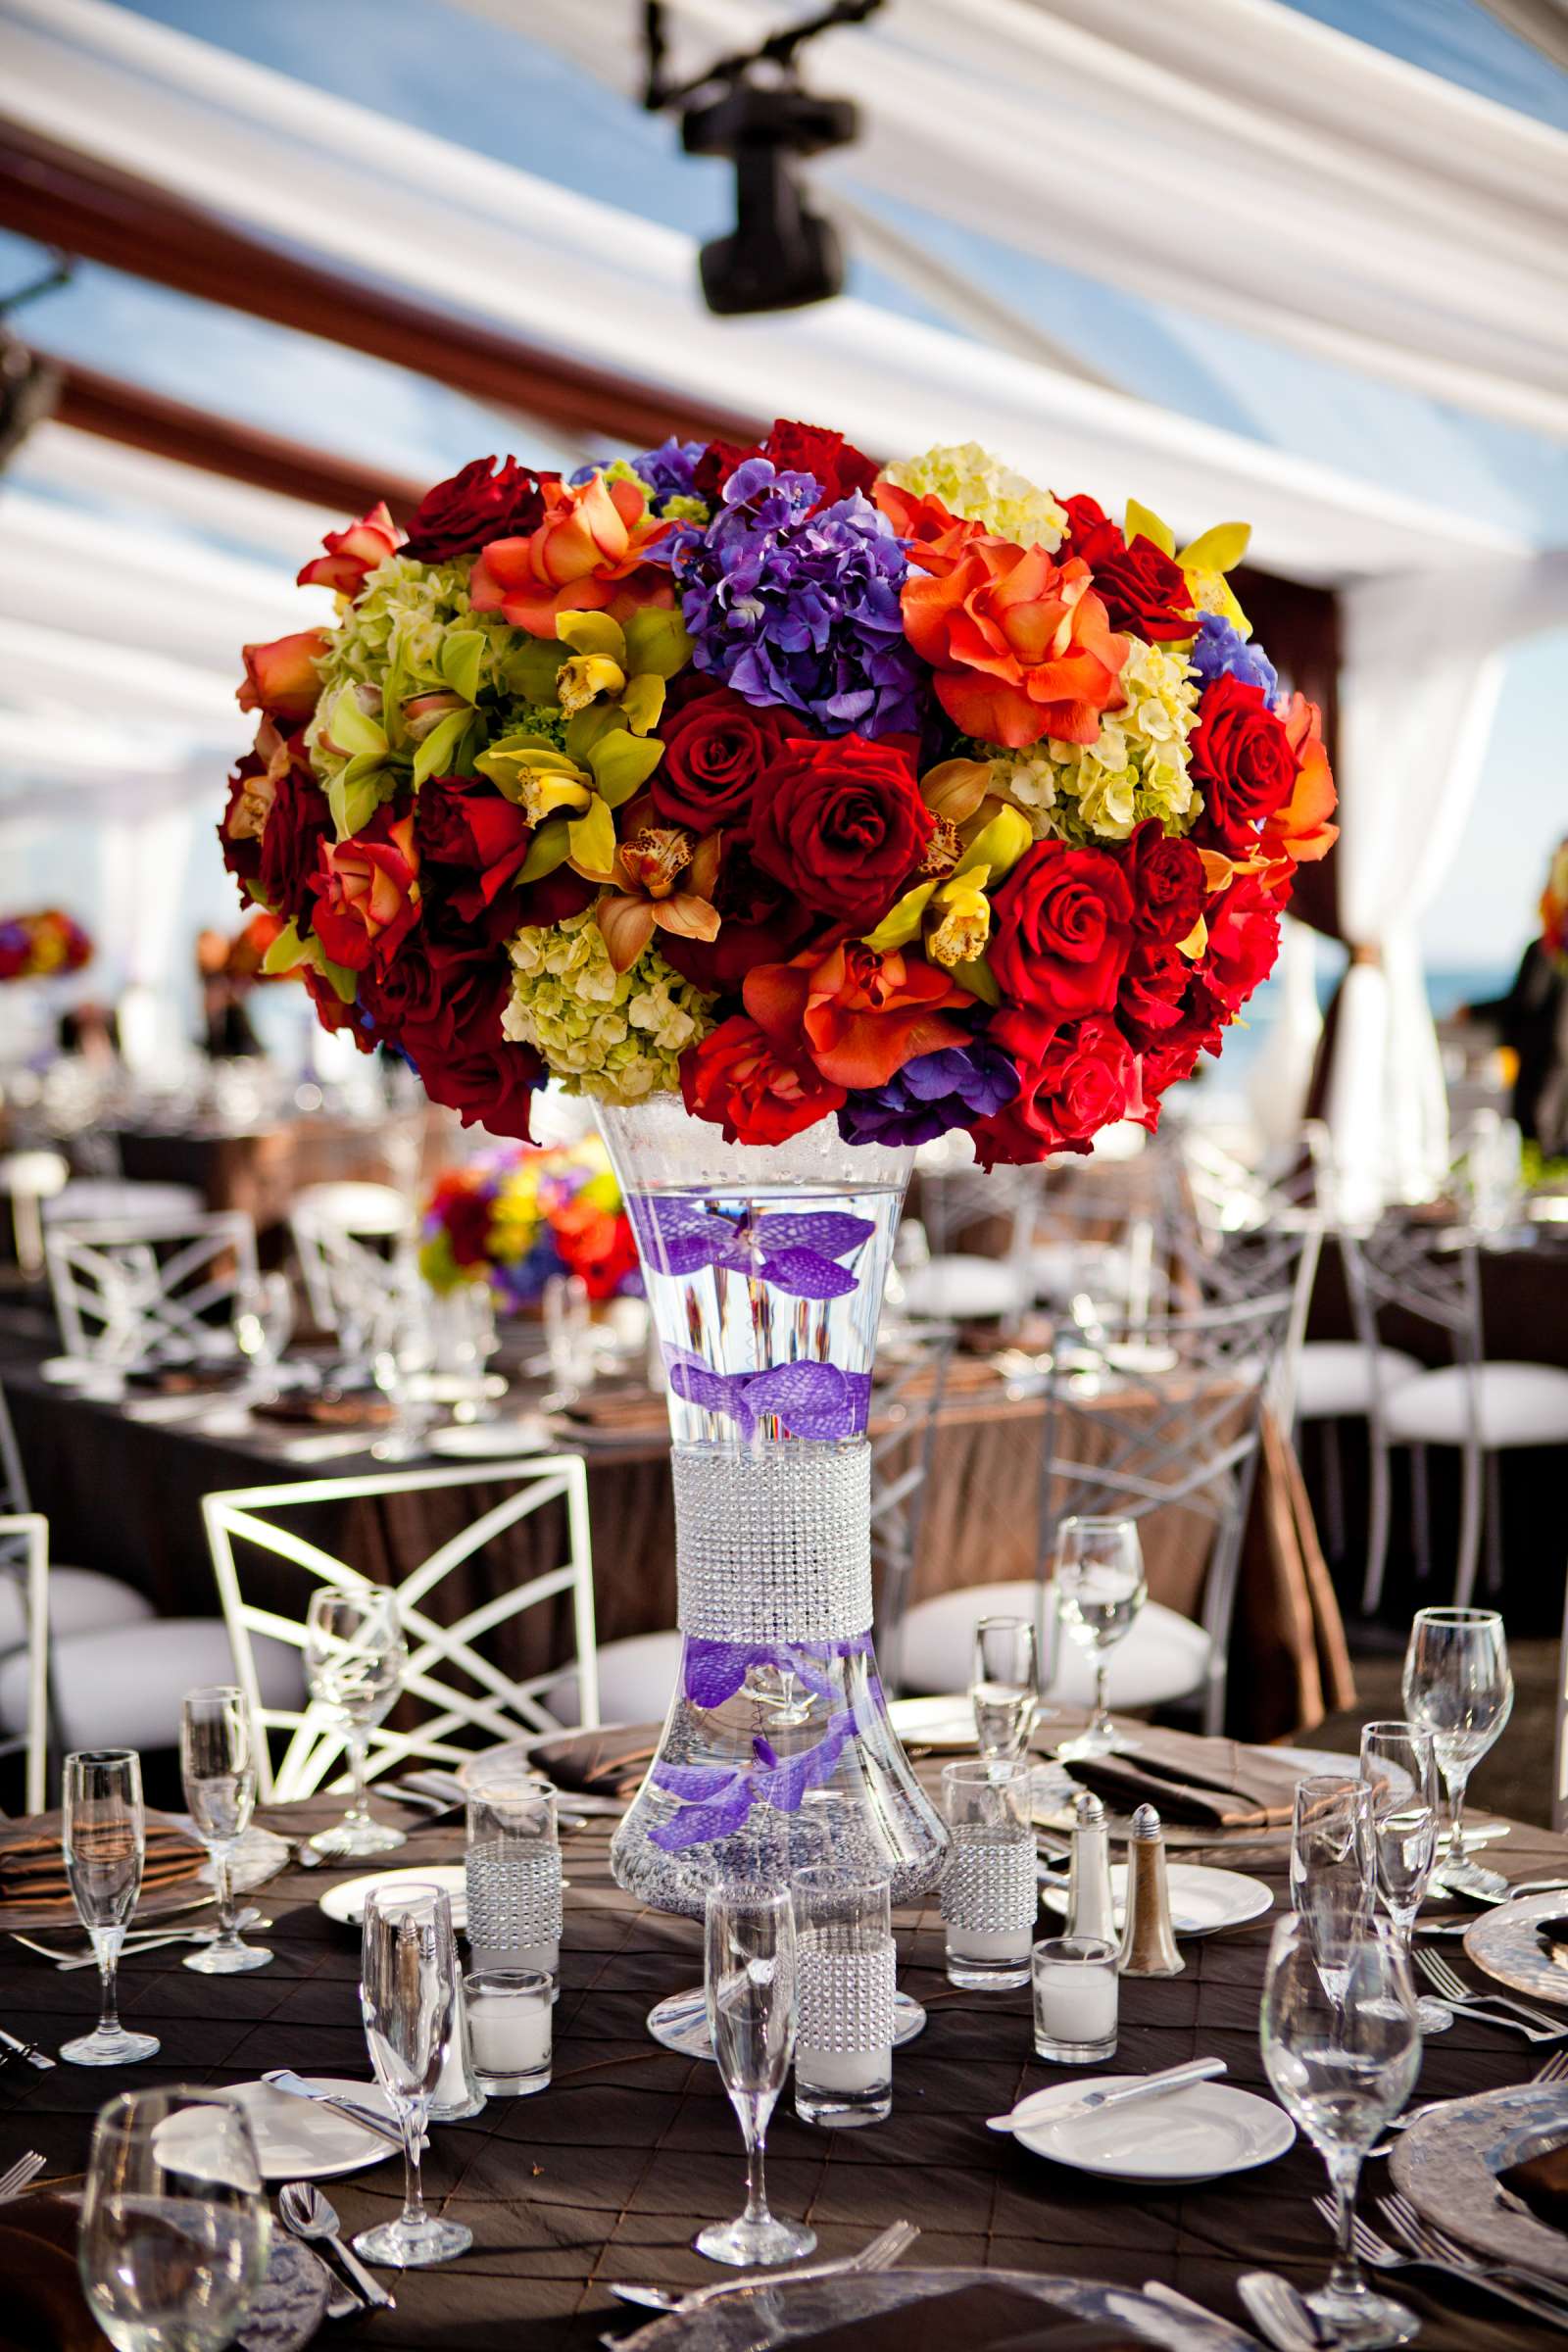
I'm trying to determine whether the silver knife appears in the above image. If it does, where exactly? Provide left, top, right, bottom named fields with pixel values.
left=988, top=2056, right=1227, bottom=2132
left=0, top=2023, right=55, bottom=2071
left=262, top=2069, right=410, bottom=2149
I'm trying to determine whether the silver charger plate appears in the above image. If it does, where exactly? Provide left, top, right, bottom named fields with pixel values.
left=1390, top=2082, right=1568, bottom=2285
left=612, top=2265, right=1253, bottom=2349
left=1464, top=1889, right=1568, bottom=2003
left=236, top=2235, right=333, bottom=2352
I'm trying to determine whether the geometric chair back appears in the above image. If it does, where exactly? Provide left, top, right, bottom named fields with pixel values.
left=290, top=1186, right=414, bottom=1338
left=44, top=1210, right=259, bottom=1368
left=202, top=1455, right=599, bottom=1802
left=0, top=1512, right=49, bottom=1813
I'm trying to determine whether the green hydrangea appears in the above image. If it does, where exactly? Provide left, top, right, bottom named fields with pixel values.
left=987, top=641, right=1200, bottom=848
left=502, top=908, right=715, bottom=1102
left=882, top=442, right=1067, bottom=553
left=317, top=556, right=519, bottom=709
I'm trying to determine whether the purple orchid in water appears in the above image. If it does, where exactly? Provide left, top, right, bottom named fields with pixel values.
left=649, top=1712, right=857, bottom=1851
left=630, top=1199, right=874, bottom=1300
left=664, top=1351, right=872, bottom=1440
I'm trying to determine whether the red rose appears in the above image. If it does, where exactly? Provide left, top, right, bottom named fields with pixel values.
left=658, top=836, right=815, bottom=996
left=651, top=681, right=801, bottom=834
left=219, top=728, right=332, bottom=924
left=750, top=734, right=934, bottom=933
left=303, top=965, right=370, bottom=1047
left=1190, top=675, right=1300, bottom=853
left=1060, top=496, right=1191, bottom=642
left=970, top=1010, right=1134, bottom=1168
left=406, top=976, right=543, bottom=1140
left=308, top=804, right=420, bottom=974
left=431, top=1179, right=493, bottom=1267
left=693, top=419, right=878, bottom=510
left=401, top=458, right=551, bottom=564
left=218, top=760, right=263, bottom=891
left=1118, top=942, right=1190, bottom=1049
left=1128, top=819, right=1205, bottom=944
left=988, top=840, right=1135, bottom=1025
left=297, top=503, right=400, bottom=598
left=359, top=933, right=500, bottom=1060
left=681, top=1014, right=846, bottom=1146
left=415, top=776, right=532, bottom=920
left=1200, top=871, right=1283, bottom=1012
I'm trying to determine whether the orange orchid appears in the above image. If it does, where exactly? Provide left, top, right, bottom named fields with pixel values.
left=745, top=941, right=974, bottom=1092
left=468, top=473, right=673, bottom=640
left=1259, top=693, right=1339, bottom=882
left=595, top=810, right=722, bottom=974
left=296, top=502, right=401, bottom=597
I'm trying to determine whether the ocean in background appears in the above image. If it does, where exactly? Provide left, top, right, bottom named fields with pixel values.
left=1188, top=959, right=1513, bottom=1097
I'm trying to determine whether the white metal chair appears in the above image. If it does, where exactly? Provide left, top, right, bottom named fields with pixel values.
left=203, top=1456, right=599, bottom=1801
left=900, top=1158, right=1042, bottom=1324
left=0, top=1150, right=68, bottom=1275
left=42, top=1180, right=204, bottom=1226
left=290, top=1182, right=415, bottom=1337
left=0, top=1377, right=155, bottom=1650
left=44, top=1209, right=259, bottom=1368
left=0, top=1514, right=49, bottom=1813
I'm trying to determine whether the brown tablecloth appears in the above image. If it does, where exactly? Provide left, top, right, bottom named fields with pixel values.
left=3, top=1786, right=1567, bottom=2349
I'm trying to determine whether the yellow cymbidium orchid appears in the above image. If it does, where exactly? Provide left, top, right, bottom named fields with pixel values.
left=551, top=608, right=693, bottom=738
left=862, top=801, right=1031, bottom=995
left=476, top=717, right=665, bottom=887
left=1124, top=501, right=1252, bottom=639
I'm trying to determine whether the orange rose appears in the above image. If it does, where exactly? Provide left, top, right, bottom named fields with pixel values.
left=296, top=502, right=401, bottom=597
left=309, top=806, right=421, bottom=973
left=1259, top=693, right=1339, bottom=884
left=746, top=941, right=973, bottom=1092
left=468, top=473, right=672, bottom=639
left=895, top=514, right=1128, bottom=750
left=237, top=630, right=329, bottom=720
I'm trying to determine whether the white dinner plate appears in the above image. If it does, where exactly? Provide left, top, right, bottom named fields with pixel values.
left=426, top=1416, right=554, bottom=1458
left=318, top=1865, right=469, bottom=1931
left=1011, top=2076, right=1295, bottom=2183
left=1041, top=1863, right=1273, bottom=1939
left=220, top=2077, right=397, bottom=2181
left=887, top=1695, right=978, bottom=1748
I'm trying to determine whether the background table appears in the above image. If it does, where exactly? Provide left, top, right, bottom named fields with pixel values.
left=1, top=1779, right=1565, bottom=2348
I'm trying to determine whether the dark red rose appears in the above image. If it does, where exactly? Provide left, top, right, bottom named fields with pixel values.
left=1128, top=819, right=1205, bottom=944
left=1059, top=495, right=1192, bottom=642
left=681, top=1014, right=846, bottom=1146
left=988, top=840, right=1135, bottom=1025
left=692, top=419, right=878, bottom=511
left=441, top=1184, right=494, bottom=1267
left=415, top=776, right=532, bottom=920
left=691, top=439, right=751, bottom=501
left=218, top=761, right=263, bottom=890
left=970, top=1009, right=1134, bottom=1168
left=1190, top=675, right=1300, bottom=852
left=1200, top=871, right=1283, bottom=1012
left=1118, top=942, right=1191, bottom=1049
left=259, top=760, right=332, bottom=927
left=406, top=976, right=543, bottom=1140
left=401, top=457, right=552, bottom=564
left=1058, top=494, right=1120, bottom=565
left=359, top=932, right=501, bottom=1061
left=659, top=835, right=815, bottom=996
left=509, top=864, right=599, bottom=930
left=651, top=681, right=802, bottom=834
left=750, top=734, right=934, bottom=933
left=302, top=965, right=372, bottom=1049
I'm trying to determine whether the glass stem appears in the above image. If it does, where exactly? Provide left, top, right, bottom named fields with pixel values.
left=347, top=1729, right=370, bottom=1829
left=1445, top=1766, right=1471, bottom=1867
left=1094, top=1659, right=1110, bottom=1736
left=1327, top=2150, right=1364, bottom=2301
left=742, top=2109, right=772, bottom=2227
left=212, top=1847, right=237, bottom=1947
left=95, top=1931, right=122, bottom=2038
left=401, top=2103, right=427, bottom=2231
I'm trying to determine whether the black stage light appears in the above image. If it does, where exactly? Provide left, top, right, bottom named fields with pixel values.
left=682, top=80, right=857, bottom=315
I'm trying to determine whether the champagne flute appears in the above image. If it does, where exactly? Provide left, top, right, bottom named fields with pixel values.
left=179, top=1687, right=272, bottom=1975
left=1261, top=1913, right=1421, bottom=2348
left=1054, top=1517, right=1146, bottom=1760
left=355, top=1881, right=472, bottom=2269
left=970, top=1614, right=1039, bottom=1761
left=1290, top=1773, right=1374, bottom=2008
left=1359, top=1720, right=1449, bottom=2034
left=304, top=1587, right=407, bottom=1859
left=1401, top=1606, right=1513, bottom=1897
left=60, top=1748, right=161, bottom=2067
left=696, top=1885, right=815, bottom=2268
left=79, top=2086, right=270, bottom=2352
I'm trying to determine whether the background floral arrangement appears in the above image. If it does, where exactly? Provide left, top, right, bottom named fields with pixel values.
left=1542, top=838, right=1568, bottom=971
left=419, top=1136, right=639, bottom=1306
left=220, top=422, right=1338, bottom=1163
left=0, top=909, right=93, bottom=983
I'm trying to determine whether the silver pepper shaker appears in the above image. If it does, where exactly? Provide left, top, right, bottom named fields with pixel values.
left=1064, top=1790, right=1115, bottom=1946
left=1116, top=1802, right=1184, bottom=1978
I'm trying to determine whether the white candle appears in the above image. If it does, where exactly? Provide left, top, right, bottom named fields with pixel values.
left=1036, top=1968, right=1117, bottom=2042
left=796, top=2046, right=890, bottom=2094
left=469, top=1995, right=551, bottom=2076
left=950, top=1926, right=1033, bottom=1964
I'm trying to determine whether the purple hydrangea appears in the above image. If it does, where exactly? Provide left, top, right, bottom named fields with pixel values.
left=568, top=438, right=709, bottom=514
left=1190, top=613, right=1278, bottom=702
left=837, top=1039, right=1021, bottom=1148
left=666, top=459, right=926, bottom=738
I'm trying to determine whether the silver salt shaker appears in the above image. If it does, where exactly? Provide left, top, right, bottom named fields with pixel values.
left=1063, top=1789, right=1116, bottom=1946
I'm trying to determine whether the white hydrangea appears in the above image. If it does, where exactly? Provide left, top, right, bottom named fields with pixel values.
left=882, top=443, right=1067, bottom=553
left=503, top=908, right=715, bottom=1101
left=987, top=641, right=1200, bottom=847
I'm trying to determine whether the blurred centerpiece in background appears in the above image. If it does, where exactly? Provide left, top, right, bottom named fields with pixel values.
left=418, top=1135, right=640, bottom=1313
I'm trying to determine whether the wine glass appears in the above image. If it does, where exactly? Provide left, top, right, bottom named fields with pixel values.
left=1053, top=1517, right=1146, bottom=1760
left=303, top=1587, right=407, bottom=1859
left=60, top=1748, right=161, bottom=2067
left=355, top=1881, right=472, bottom=2268
left=1359, top=1720, right=1449, bottom=2034
left=1401, top=1606, right=1513, bottom=1897
left=232, top=1271, right=294, bottom=1387
left=79, top=2086, right=270, bottom=2352
left=970, top=1614, right=1039, bottom=1761
left=1261, top=1913, right=1422, bottom=2347
left=179, top=1687, right=272, bottom=1975
left=697, top=1885, right=815, bottom=2268
left=541, top=1272, right=595, bottom=1405
left=370, top=1276, right=436, bottom=1461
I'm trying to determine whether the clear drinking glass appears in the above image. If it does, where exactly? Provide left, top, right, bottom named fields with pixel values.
left=791, top=1866, right=895, bottom=2129
left=356, top=1882, right=472, bottom=2269
left=939, top=1756, right=1036, bottom=1988
left=232, top=1271, right=293, bottom=1385
left=1054, top=1516, right=1146, bottom=1760
left=541, top=1272, right=595, bottom=1403
left=1032, top=1934, right=1118, bottom=2064
left=970, top=1614, right=1039, bottom=1761
left=1261, top=1913, right=1422, bottom=2348
left=303, top=1587, right=408, bottom=1859
left=1401, top=1606, right=1513, bottom=1897
left=1290, top=1772, right=1375, bottom=2005
left=79, top=2086, right=270, bottom=2352
left=60, top=1748, right=161, bottom=2067
left=1359, top=1720, right=1449, bottom=2034
left=697, top=1885, right=815, bottom=2267
left=464, top=1763, right=562, bottom=1976
left=370, top=1277, right=436, bottom=1462
left=179, top=1687, right=272, bottom=1976
left=464, top=1968, right=552, bottom=2097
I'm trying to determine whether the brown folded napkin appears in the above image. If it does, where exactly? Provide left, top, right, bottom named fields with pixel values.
left=0, top=2194, right=99, bottom=2352
left=778, top=2285, right=1144, bottom=2352
left=529, top=1724, right=662, bottom=1798
left=0, top=1807, right=206, bottom=1926
left=562, top=1386, right=667, bottom=1433
left=1061, top=1728, right=1305, bottom=1831
left=1502, top=2136, right=1568, bottom=2234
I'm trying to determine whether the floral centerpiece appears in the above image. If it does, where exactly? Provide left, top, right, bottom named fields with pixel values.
left=220, top=421, right=1338, bottom=1984
left=0, top=908, right=92, bottom=983
left=418, top=1137, right=639, bottom=1307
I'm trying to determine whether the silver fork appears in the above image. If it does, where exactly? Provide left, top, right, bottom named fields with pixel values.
left=0, top=2151, right=46, bottom=2203
left=1383, top=2191, right=1568, bottom=2312
left=607, top=2218, right=918, bottom=2314
left=1368, top=2046, right=1568, bottom=2157
left=1418, top=1948, right=1568, bottom=2037
left=1313, top=2196, right=1568, bottom=2331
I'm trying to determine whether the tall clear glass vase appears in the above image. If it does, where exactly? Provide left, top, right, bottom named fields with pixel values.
left=596, top=1097, right=949, bottom=2052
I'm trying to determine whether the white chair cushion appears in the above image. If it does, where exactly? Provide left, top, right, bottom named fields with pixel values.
left=43, top=1181, right=205, bottom=1224
left=1294, top=1342, right=1422, bottom=1421
left=0, top=1566, right=153, bottom=1653
left=0, top=1618, right=304, bottom=1749
left=901, top=1255, right=1027, bottom=1321
left=547, top=1630, right=681, bottom=1728
left=1029, top=1242, right=1134, bottom=1305
left=896, top=1579, right=1210, bottom=1711
left=1382, top=1360, right=1568, bottom=1449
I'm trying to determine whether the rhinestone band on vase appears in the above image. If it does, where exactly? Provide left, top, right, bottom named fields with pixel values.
left=672, top=1440, right=872, bottom=1642
left=940, top=1833, right=1038, bottom=1936
left=466, top=1846, right=563, bottom=1952
left=798, top=1933, right=898, bottom=2055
